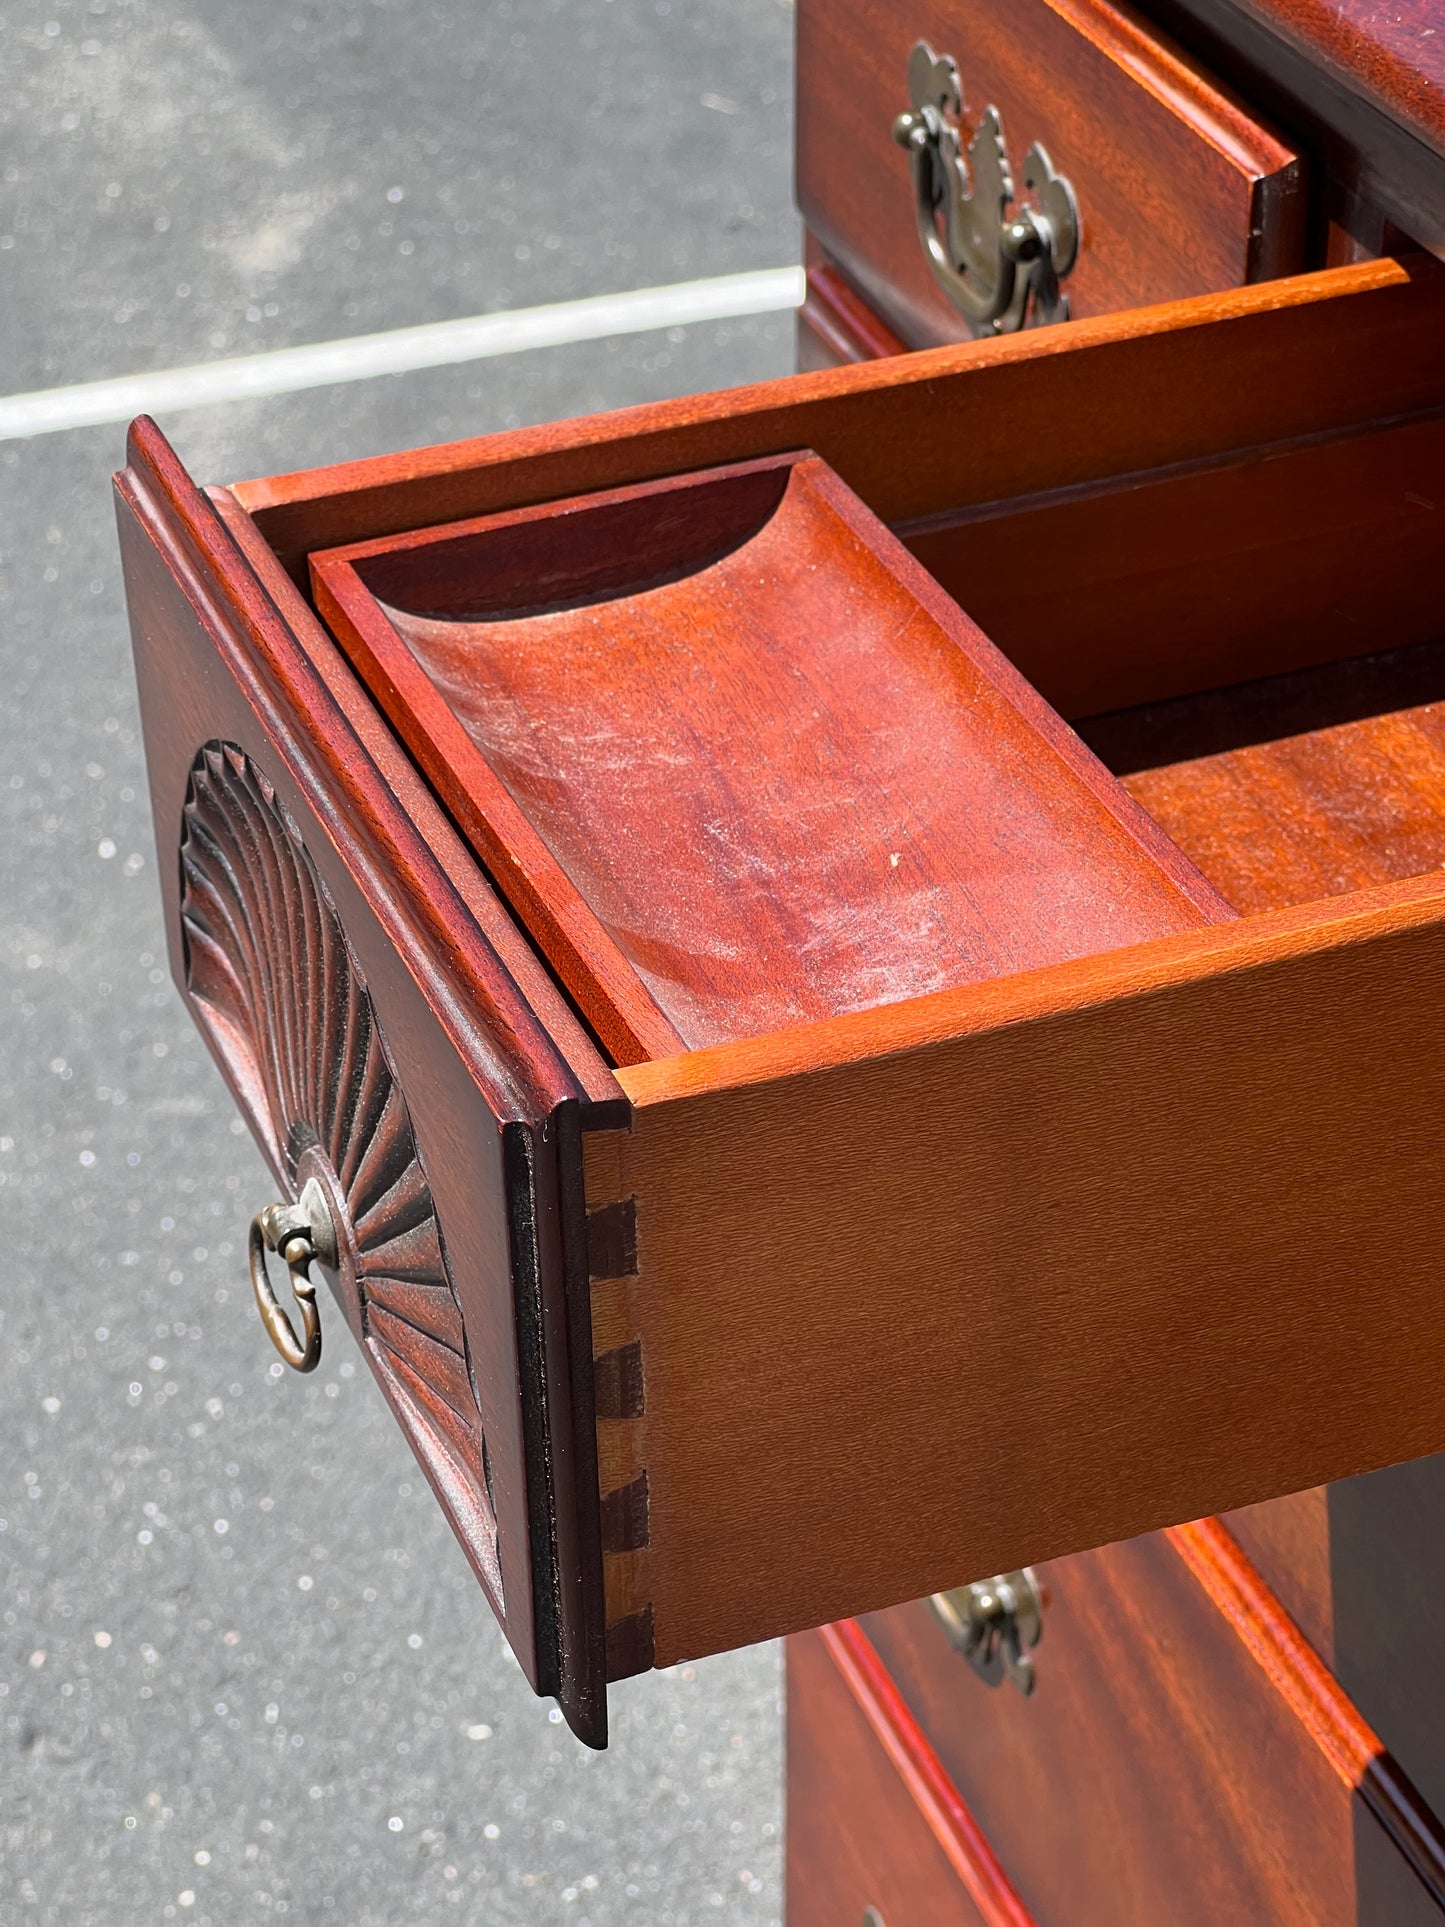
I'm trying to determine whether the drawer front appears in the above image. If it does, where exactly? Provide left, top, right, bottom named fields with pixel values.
left=796, top=0, right=1306, bottom=346
left=787, top=1624, right=1023, bottom=1927
left=798, top=236, right=910, bottom=373
left=114, top=423, right=623, bottom=1746
left=863, top=1532, right=1445, bottom=1925
left=1228, top=1457, right=1445, bottom=1826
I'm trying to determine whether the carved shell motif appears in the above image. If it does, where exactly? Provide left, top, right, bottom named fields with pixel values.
left=179, top=742, right=501, bottom=1605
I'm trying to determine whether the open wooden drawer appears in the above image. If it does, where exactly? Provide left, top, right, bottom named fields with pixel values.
left=115, top=253, right=1445, bottom=1747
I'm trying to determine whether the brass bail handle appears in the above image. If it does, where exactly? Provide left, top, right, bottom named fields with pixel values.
left=930, top=1568, right=1044, bottom=1696
left=248, top=1176, right=337, bottom=1373
left=891, top=39, right=1079, bottom=335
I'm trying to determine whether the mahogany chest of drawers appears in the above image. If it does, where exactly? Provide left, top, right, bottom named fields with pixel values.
left=783, top=3, right=1445, bottom=1920
left=115, top=0, right=1445, bottom=1915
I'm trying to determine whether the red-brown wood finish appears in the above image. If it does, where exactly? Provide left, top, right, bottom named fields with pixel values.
left=1147, top=0, right=1445, bottom=254
left=179, top=744, right=506, bottom=1595
left=231, top=259, right=1442, bottom=583
left=903, top=406, right=1445, bottom=722
left=114, top=418, right=624, bottom=1747
left=785, top=243, right=1445, bottom=1902
left=788, top=1624, right=1033, bottom=1927
left=1168, top=1518, right=1445, bottom=1901
left=864, top=1534, right=1445, bottom=1925
left=1224, top=1458, right=1445, bottom=1829
left=1221, top=1486, right=1334, bottom=1653
left=118, top=257, right=1445, bottom=1750
left=1234, top=0, right=1445, bottom=154
left=313, top=450, right=1228, bottom=1062
left=1121, top=671, right=1445, bottom=915
left=798, top=236, right=910, bottom=372
left=1099, top=644, right=1445, bottom=1827
left=796, top=0, right=1306, bottom=349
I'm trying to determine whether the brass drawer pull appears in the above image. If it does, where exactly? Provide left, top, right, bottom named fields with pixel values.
left=248, top=1176, right=336, bottom=1374
left=929, top=1570, right=1043, bottom=1695
left=893, top=40, right=1078, bottom=335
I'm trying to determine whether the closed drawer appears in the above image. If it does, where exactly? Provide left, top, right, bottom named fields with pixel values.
left=1227, top=1459, right=1445, bottom=1828
left=117, top=255, right=1445, bottom=1746
left=800, top=220, right=1445, bottom=1845
left=787, top=1624, right=1020, bottom=1927
left=861, top=1530, right=1445, bottom=1925
left=796, top=0, right=1306, bottom=345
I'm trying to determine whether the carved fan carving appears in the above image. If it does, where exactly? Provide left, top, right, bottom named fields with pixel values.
left=179, top=741, right=501, bottom=1605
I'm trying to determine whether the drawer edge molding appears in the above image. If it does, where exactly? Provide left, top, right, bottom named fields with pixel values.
left=1150, top=0, right=1445, bottom=259
left=1167, top=1517, right=1445, bottom=1907
left=800, top=252, right=910, bottom=366
left=821, top=1619, right=1035, bottom=1927
left=1047, top=0, right=1299, bottom=182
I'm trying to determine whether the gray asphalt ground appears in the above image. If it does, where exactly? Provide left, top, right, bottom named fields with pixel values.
left=1, top=4, right=800, bottom=1922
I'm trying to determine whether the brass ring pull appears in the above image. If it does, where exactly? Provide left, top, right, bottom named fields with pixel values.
left=249, top=1176, right=336, bottom=1373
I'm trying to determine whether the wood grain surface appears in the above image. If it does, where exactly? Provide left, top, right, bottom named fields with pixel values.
left=1223, top=1485, right=1334, bottom=1653
left=1124, top=673, right=1445, bottom=914
left=797, top=0, right=1305, bottom=347
left=787, top=1624, right=1032, bottom=1927
left=1150, top=0, right=1445, bottom=258
left=314, top=451, right=1226, bottom=1060
left=1168, top=1516, right=1445, bottom=1903
left=863, top=1538, right=1445, bottom=1925
left=230, top=258, right=1444, bottom=583
left=787, top=221, right=1445, bottom=1889
left=201, top=247, right=1445, bottom=1716
left=903, top=408, right=1445, bottom=721
left=607, top=874, right=1445, bottom=1665
left=1098, top=634, right=1445, bottom=1843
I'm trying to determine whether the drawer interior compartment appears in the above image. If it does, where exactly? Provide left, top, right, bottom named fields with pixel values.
left=904, top=409, right=1445, bottom=722
left=902, top=411, right=1445, bottom=909
left=312, top=451, right=1225, bottom=1064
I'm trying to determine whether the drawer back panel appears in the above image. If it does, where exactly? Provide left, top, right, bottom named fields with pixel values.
left=902, top=408, right=1445, bottom=721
